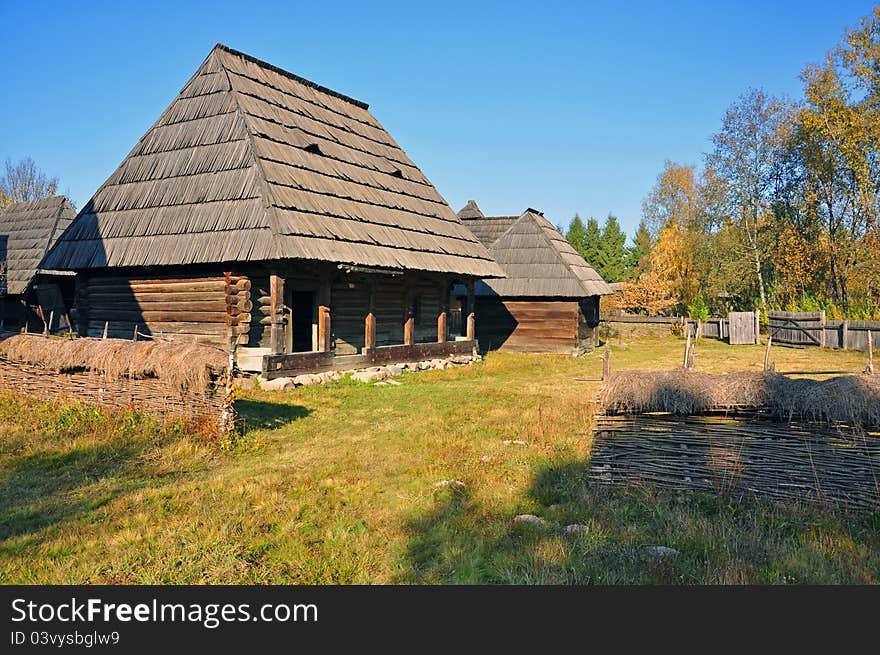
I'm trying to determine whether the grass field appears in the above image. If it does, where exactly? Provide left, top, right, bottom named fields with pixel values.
left=1, top=336, right=878, bottom=584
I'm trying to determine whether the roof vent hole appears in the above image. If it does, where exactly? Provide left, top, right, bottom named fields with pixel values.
left=391, top=169, right=404, bottom=179
left=305, top=143, right=323, bottom=155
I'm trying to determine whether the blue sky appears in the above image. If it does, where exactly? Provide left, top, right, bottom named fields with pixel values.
left=0, top=0, right=875, bottom=239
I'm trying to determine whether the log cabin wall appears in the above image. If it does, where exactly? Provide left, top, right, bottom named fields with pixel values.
left=475, top=297, right=581, bottom=354
left=75, top=270, right=251, bottom=347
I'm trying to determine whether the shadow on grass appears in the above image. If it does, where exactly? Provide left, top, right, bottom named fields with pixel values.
left=235, top=399, right=311, bottom=433
left=0, top=442, right=148, bottom=543
left=401, top=458, right=880, bottom=584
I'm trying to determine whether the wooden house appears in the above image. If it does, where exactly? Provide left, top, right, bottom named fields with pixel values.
left=0, top=196, right=77, bottom=331
left=454, top=201, right=611, bottom=354
left=41, top=45, right=503, bottom=377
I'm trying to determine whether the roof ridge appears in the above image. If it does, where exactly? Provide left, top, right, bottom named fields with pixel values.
left=214, top=44, right=369, bottom=110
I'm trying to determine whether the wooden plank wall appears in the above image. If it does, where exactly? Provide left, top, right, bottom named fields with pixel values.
left=331, top=279, right=368, bottom=355
left=728, top=311, right=759, bottom=345
left=374, top=277, right=405, bottom=347
left=77, top=273, right=250, bottom=347
left=476, top=298, right=578, bottom=353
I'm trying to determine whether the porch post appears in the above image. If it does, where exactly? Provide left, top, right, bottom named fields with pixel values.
left=404, top=282, right=415, bottom=346
left=317, top=279, right=331, bottom=353
left=269, top=274, right=285, bottom=355
left=364, top=280, right=376, bottom=353
left=437, top=279, right=448, bottom=343
left=465, top=280, right=475, bottom=341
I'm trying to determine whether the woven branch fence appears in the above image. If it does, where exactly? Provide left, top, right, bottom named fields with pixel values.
left=0, top=334, right=232, bottom=432
left=590, top=369, right=880, bottom=510
left=590, top=413, right=880, bottom=510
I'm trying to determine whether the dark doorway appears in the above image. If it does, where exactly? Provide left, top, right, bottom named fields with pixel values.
left=289, top=290, right=315, bottom=352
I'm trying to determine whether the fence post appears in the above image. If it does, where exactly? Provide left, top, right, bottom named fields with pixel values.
left=841, top=319, right=848, bottom=351
left=602, top=341, right=611, bottom=380
left=102, top=322, right=108, bottom=340
left=753, top=311, right=760, bottom=345
left=682, top=330, right=691, bottom=368
left=819, top=310, right=826, bottom=348
left=867, top=331, right=875, bottom=375
left=763, top=335, right=772, bottom=371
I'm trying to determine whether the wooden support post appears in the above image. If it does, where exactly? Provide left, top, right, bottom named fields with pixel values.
left=683, top=330, right=691, bottom=368
left=317, top=280, right=331, bottom=353
left=696, top=319, right=702, bottom=340
left=404, top=282, right=415, bottom=346
left=754, top=310, right=761, bottom=345
left=867, top=330, right=875, bottom=375
left=47, top=310, right=54, bottom=335
left=465, top=280, right=475, bottom=341
left=364, top=281, right=376, bottom=353
left=437, top=280, right=448, bottom=343
left=269, top=274, right=285, bottom=355
left=842, top=319, right=848, bottom=351
left=819, top=310, right=826, bottom=348
left=102, top=322, right=108, bottom=339
left=763, top=335, right=773, bottom=371
left=719, top=317, right=724, bottom=340
left=133, top=324, right=138, bottom=341
left=602, top=341, right=611, bottom=380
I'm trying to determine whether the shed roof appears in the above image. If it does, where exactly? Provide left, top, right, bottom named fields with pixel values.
left=42, top=45, right=503, bottom=278
left=0, top=196, right=76, bottom=295
left=459, top=207, right=612, bottom=298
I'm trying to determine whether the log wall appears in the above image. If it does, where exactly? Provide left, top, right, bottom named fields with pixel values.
left=76, top=272, right=251, bottom=348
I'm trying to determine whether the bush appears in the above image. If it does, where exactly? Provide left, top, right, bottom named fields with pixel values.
left=687, top=295, right=710, bottom=322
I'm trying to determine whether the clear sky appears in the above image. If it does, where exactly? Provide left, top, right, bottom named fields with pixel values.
left=1, top=0, right=875, bottom=239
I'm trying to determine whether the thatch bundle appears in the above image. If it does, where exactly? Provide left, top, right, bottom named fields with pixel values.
left=600, top=369, right=880, bottom=428
left=0, top=334, right=227, bottom=392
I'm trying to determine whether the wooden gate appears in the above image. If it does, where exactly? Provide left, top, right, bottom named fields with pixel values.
left=768, top=311, right=825, bottom=347
left=727, top=311, right=759, bottom=345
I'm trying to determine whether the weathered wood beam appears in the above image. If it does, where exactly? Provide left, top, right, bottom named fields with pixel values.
left=404, top=282, right=415, bottom=346
left=269, top=274, right=285, bottom=355
left=437, top=279, right=448, bottom=344
left=465, top=280, right=476, bottom=341
left=318, top=280, right=332, bottom=353
left=364, top=280, right=376, bottom=352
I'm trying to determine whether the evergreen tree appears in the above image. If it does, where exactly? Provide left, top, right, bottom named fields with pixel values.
left=597, top=214, right=628, bottom=282
left=583, top=217, right=602, bottom=267
left=627, top=219, right=653, bottom=279
left=564, top=214, right=588, bottom=259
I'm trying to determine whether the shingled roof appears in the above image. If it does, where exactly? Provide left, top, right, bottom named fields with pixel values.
left=42, top=45, right=503, bottom=278
left=0, top=196, right=76, bottom=295
left=459, top=207, right=612, bottom=298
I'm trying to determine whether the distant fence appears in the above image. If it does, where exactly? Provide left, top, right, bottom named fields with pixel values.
left=602, top=311, right=878, bottom=351
left=769, top=311, right=878, bottom=351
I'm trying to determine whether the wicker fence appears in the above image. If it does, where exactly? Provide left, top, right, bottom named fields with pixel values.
left=0, top=334, right=232, bottom=431
left=590, top=412, right=880, bottom=510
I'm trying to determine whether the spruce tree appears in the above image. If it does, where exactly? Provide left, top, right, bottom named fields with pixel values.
left=597, top=214, right=628, bottom=282
left=626, top=219, right=653, bottom=279
left=565, top=214, right=588, bottom=259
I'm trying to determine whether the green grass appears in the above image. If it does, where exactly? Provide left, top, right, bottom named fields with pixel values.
left=1, top=336, right=878, bottom=583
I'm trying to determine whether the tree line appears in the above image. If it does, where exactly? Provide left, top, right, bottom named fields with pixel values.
left=565, top=6, right=880, bottom=321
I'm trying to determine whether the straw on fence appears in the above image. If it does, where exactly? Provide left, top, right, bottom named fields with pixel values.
left=0, top=334, right=227, bottom=393
left=599, top=369, right=880, bottom=428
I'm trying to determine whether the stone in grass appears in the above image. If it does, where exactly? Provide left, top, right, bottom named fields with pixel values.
left=385, top=364, right=404, bottom=377
left=503, top=439, right=527, bottom=446
left=384, top=379, right=402, bottom=386
left=644, top=545, right=680, bottom=557
left=513, top=514, right=555, bottom=530
left=433, top=479, right=466, bottom=489
left=351, top=369, right=387, bottom=383
left=292, top=373, right=323, bottom=386
left=261, top=377, right=294, bottom=391
left=449, top=354, right=472, bottom=365
left=563, top=524, right=588, bottom=536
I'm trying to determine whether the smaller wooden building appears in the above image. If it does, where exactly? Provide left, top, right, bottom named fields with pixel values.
left=0, top=196, right=76, bottom=331
left=455, top=201, right=612, bottom=354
